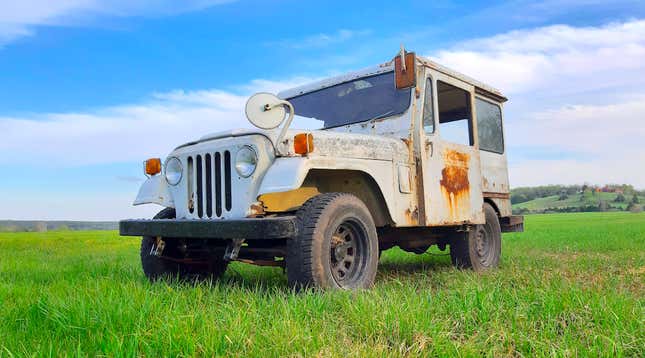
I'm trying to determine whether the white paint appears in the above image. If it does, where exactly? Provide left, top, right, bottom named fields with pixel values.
left=133, top=175, right=174, bottom=208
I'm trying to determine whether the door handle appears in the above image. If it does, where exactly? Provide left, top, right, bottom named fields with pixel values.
left=425, top=140, right=433, bottom=157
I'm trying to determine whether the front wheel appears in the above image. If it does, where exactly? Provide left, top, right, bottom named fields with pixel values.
left=450, top=203, right=502, bottom=271
left=286, top=193, right=379, bottom=290
left=140, top=208, right=228, bottom=282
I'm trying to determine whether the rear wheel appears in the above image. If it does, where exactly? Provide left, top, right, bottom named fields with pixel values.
left=450, top=203, right=501, bottom=271
left=140, top=208, right=228, bottom=282
left=286, top=193, right=379, bottom=290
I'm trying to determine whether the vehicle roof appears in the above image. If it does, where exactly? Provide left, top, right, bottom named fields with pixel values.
left=278, top=54, right=507, bottom=103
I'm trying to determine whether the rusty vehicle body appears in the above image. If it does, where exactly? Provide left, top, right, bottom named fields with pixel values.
left=120, top=50, right=524, bottom=289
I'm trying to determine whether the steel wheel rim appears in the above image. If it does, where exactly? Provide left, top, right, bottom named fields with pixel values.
left=329, top=219, right=368, bottom=286
left=475, top=226, right=494, bottom=266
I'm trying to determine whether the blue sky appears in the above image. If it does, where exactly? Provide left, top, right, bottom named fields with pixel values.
left=1, top=0, right=645, bottom=220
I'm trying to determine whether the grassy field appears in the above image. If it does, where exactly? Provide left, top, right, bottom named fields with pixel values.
left=1, top=212, right=643, bottom=357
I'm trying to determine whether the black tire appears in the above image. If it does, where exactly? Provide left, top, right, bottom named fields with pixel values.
left=286, top=193, right=379, bottom=290
left=450, top=203, right=501, bottom=271
left=140, top=208, right=228, bottom=282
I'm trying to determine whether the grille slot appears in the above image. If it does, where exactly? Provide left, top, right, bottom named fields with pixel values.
left=196, top=155, right=203, bottom=218
left=224, top=151, right=232, bottom=211
left=215, top=152, right=222, bottom=217
left=205, top=154, right=212, bottom=218
left=187, top=151, right=233, bottom=218
left=187, top=157, right=194, bottom=214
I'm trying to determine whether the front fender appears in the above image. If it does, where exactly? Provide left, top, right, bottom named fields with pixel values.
left=257, top=157, right=310, bottom=195
left=133, top=175, right=175, bottom=208
left=257, top=156, right=417, bottom=226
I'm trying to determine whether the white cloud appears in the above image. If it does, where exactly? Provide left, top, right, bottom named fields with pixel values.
left=507, top=97, right=645, bottom=188
left=0, top=75, right=321, bottom=220
left=510, top=97, right=645, bottom=156
left=428, top=19, right=645, bottom=188
left=266, top=29, right=371, bottom=49
left=0, top=94, right=245, bottom=166
left=0, top=0, right=234, bottom=46
left=431, top=20, right=645, bottom=96
left=0, top=77, right=318, bottom=167
left=509, top=158, right=644, bottom=189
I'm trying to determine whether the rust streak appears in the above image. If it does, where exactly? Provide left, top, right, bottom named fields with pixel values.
left=440, top=150, right=471, bottom=221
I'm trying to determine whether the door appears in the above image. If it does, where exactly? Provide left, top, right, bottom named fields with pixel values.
left=417, top=70, right=484, bottom=225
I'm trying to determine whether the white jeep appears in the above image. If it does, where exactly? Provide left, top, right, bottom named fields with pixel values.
left=120, top=50, right=524, bottom=289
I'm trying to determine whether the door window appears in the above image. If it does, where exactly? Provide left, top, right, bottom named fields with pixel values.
left=422, top=78, right=434, bottom=133
left=437, top=81, right=473, bottom=146
left=475, top=98, right=504, bottom=153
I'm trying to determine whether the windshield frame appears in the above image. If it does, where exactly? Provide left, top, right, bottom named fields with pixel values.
left=286, top=70, right=413, bottom=130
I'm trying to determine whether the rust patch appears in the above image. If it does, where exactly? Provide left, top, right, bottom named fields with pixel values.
left=394, top=52, right=416, bottom=88
left=440, top=151, right=470, bottom=193
left=247, top=202, right=265, bottom=217
left=440, top=150, right=471, bottom=221
left=404, top=207, right=419, bottom=225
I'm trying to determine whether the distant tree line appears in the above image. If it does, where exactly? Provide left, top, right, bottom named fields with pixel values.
left=511, top=185, right=582, bottom=204
left=0, top=221, right=118, bottom=232
left=511, top=184, right=643, bottom=215
left=511, top=184, right=643, bottom=205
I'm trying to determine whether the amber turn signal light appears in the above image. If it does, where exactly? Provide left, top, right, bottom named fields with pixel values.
left=293, top=133, right=314, bottom=155
left=144, top=158, right=162, bottom=176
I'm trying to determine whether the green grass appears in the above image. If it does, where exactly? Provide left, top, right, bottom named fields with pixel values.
left=1, top=212, right=643, bottom=357
left=512, top=191, right=645, bottom=212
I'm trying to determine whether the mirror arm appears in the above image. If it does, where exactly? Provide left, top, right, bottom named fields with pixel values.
left=274, top=100, right=295, bottom=155
left=400, top=44, right=406, bottom=72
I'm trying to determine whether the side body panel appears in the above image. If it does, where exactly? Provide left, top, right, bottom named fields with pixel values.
left=480, top=150, right=512, bottom=217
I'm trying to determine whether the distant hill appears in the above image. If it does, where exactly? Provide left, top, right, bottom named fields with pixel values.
left=511, top=184, right=644, bottom=214
left=0, top=221, right=117, bottom=232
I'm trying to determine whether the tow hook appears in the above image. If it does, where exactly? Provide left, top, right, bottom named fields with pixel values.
left=150, top=237, right=166, bottom=257
left=224, top=239, right=244, bottom=261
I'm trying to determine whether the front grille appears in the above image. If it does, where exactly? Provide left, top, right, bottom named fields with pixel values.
left=187, top=151, right=232, bottom=218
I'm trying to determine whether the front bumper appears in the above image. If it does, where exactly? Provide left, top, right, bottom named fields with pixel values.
left=119, top=216, right=297, bottom=239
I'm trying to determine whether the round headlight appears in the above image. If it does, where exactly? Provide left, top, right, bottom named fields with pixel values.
left=235, top=145, right=257, bottom=177
left=164, top=157, right=183, bottom=186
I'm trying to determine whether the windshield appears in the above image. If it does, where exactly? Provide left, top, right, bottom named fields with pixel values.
left=288, top=71, right=412, bottom=129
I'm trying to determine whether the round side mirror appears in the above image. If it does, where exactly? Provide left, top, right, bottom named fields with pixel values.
left=245, top=92, right=288, bottom=130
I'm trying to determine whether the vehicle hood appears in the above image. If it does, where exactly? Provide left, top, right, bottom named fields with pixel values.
left=176, top=127, right=410, bottom=163
left=175, top=128, right=277, bottom=150
left=278, top=129, right=410, bottom=163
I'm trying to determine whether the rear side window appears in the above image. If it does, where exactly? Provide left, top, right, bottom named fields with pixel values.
left=475, top=98, right=504, bottom=153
